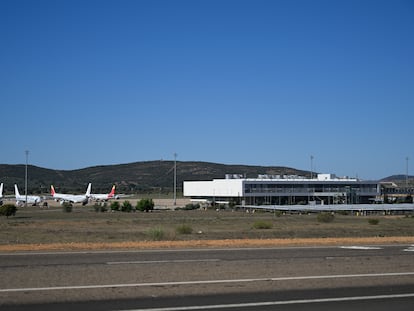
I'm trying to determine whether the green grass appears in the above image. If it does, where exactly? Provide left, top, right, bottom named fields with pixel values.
left=146, top=227, right=166, bottom=241
left=252, top=220, right=273, bottom=229
left=176, top=224, right=193, bottom=234
left=368, top=218, right=380, bottom=225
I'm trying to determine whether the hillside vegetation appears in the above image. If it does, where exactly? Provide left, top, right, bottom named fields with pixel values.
left=0, top=161, right=309, bottom=195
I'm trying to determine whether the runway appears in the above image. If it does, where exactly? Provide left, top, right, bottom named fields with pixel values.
left=1, top=245, right=413, bottom=310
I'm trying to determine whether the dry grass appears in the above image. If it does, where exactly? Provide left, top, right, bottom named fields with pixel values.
left=1, top=237, right=414, bottom=252
left=0, top=204, right=413, bottom=252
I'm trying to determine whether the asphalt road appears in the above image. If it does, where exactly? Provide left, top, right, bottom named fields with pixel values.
left=1, top=244, right=413, bottom=310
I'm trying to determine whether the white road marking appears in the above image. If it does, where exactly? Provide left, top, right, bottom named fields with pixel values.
left=403, top=245, right=414, bottom=252
left=340, top=246, right=382, bottom=250
left=107, top=259, right=220, bottom=265
left=115, top=293, right=414, bottom=310
left=1, top=271, right=414, bottom=293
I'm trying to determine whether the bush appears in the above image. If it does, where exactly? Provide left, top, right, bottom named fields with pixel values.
left=274, top=210, right=283, bottom=217
left=136, top=198, right=154, bottom=212
left=368, top=219, right=379, bottom=225
left=62, top=202, right=73, bottom=213
left=121, top=200, right=133, bottom=212
left=176, top=224, right=193, bottom=234
left=94, top=203, right=107, bottom=212
left=337, top=210, right=349, bottom=216
left=147, top=227, right=165, bottom=240
left=317, top=212, right=335, bottom=223
left=0, top=204, right=17, bottom=218
left=110, top=201, right=120, bottom=211
left=252, top=220, right=273, bottom=229
left=183, top=203, right=200, bottom=210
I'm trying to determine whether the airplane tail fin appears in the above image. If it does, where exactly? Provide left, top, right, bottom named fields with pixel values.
left=14, top=184, right=20, bottom=197
left=0, top=183, right=3, bottom=197
left=108, top=185, right=116, bottom=198
left=86, top=183, right=92, bottom=196
left=51, top=185, right=56, bottom=196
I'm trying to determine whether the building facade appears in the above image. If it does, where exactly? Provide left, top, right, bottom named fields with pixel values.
left=184, top=174, right=381, bottom=206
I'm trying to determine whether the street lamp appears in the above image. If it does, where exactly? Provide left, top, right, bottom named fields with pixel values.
left=406, top=156, right=409, bottom=188
left=25, top=150, right=29, bottom=208
left=310, top=155, right=314, bottom=179
left=173, top=153, right=177, bottom=206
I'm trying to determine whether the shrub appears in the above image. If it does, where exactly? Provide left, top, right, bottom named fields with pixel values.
left=110, top=201, right=120, bottom=211
left=147, top=227, right=165, bottom=240
left=176, top=224, right=193, bottom=235
left=252, top=220, right=273, bottom=229
left=94, top=203, right=107, bottom=212
left=274, top=210, right=283, bottom=217
left=317, top=212, right=335, bottom=223
left=183, top=203, right=200, bottom=210
left=368, top=219, right=379, bottom=225
left=0, top=204, right=17, bottom=218
left=62, top=202, right=73, bottom=213
left=337, top=210, right=349, bottom=216
left=121, top=200, right=133, bottom=212
left=136, top=198, right=154, bottom=212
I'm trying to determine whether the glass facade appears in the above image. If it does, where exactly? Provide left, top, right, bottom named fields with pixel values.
left=242, top=180, right=379, bottom=205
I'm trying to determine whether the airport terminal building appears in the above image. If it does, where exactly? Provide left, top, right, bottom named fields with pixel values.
left=183, top=174, right=381, bottom=206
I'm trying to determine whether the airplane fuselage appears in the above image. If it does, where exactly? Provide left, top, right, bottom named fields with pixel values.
left=51, top=183, right=91, bottom=205
left=89, top=185, right=117, bottom=201
left=15, top=184, right=42, bottom=206
left=53, top=193, right=88, bottom=204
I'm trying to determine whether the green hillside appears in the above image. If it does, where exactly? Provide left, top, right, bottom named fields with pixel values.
left=0, top=161, right=310, bottom=195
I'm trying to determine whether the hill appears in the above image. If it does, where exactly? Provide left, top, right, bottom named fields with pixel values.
left=0, top=161, right=310, bottom=195
left=380, top=175, right=414, bottom=187
left=380, top=175, right=414, bottom=182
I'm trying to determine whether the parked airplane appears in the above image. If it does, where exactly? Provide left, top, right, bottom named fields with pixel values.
left=14, top=184, right=43, bottom=206
left=0, top=183, right=3, bottom=205
left=89, top=185, right=118, bottom=201
left=50, top=183, right=91, bottom=205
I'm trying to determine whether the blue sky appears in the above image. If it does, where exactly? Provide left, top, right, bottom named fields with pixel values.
left=1, top=0, right=413, bottom=180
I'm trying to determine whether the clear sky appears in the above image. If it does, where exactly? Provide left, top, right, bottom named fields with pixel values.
left=1, top=0, right=413, bottom=180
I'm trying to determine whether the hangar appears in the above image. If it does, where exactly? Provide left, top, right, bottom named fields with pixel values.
left=183, top=173, right=381, bottom=207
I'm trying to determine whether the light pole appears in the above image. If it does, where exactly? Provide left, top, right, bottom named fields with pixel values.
left=310, top=155, right=314, bottom=179
left=406, top=156, right=409, bottom=188
left=173, top=153, right=177, bottom=206
left=25, top=150, right=29, bottom=208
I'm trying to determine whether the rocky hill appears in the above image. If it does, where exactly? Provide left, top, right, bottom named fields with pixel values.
left=0, top=161, right=310, bottom=195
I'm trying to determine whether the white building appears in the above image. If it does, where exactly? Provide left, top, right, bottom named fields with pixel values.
left=184, top=173, right=380, bottom=206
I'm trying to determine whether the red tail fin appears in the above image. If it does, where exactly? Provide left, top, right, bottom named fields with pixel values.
left=108, top=185, right=115, bottom=198
left=51, top=185, right=56, bottom=196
